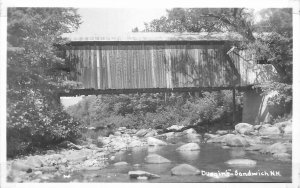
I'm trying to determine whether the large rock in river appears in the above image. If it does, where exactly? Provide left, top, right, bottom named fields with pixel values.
left=284, top=125, right=292, bottom=135
left=128, top=140, right=144, bottom=148
left=114, top=161, right=128, bottom=166
left=225, top=159, right=257, bottom=167
left=176, top=143, right=200, bottom=151
left=147, top=137, right=167, bottom=146
left=167, top=125, right=185, bottom=131
left=145, top=154, right=171, bottom=164
left=128, top=170, right=160, bottom=179
left=26, top=156, right=44, bottom=168
left=171, top=164, right=200, bottom=176
left=235, top=123, right=254, bottom=135
left=260, top=142, right=287, bottom=154
left=11, top=161, right=32, bottom=172
left=259, top=125, right=281, bottom=135
left=66, top=153, right=87, bottom=162
left=144, top=130, right=158, bottom=137
left=183, top=128, right=197, bottom=135
left=136, top=129, right=150, bottom=137
left=225, top=135, right=249, bottom=147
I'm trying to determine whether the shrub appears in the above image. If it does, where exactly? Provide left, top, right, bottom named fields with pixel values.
left=7, top=92, right=82, bottom=157
left=67, top=90, right=242, bottom=133
left=255, top=82, right=292, bottom=121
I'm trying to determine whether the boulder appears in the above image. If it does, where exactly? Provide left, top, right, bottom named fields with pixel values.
left=207, top=134, right=235, bottom=143
left=83, top=159, right=98, bottom=167
left=144, top=130, right=158, bottom=137
left=174, top=132, right=187, bottom=137
left=216, top=130, right=229, bottom=135
left=273, top=153, right=291, bottom=161
left=164, top=132, right=175, bottom=139
left=136, top=129, right=150, bottom=137
left=97, top=137, right=111, bottom=145
left=274, top=120, right=292, bottom=131
left=128, top=170, right=160, bottom=179
left=183, top=128, right=197, bottom=135
left=284, top=125, right=292, bottom=135
left=144, top=154, right=171, bottom=164
left=254, top=124, right=262, bottom=130
left=11, top=161, right=32, bottom=173
left=113, top=161, right=128, bottom=166
left=186, top=133, right=201, bottom=143
left=245, top=144, right=264, bottom=151
left=171, top=164, right=200, bottom=176
left=259, top=125, right=281, bottom=135
left=58, top=141, right=82, bottom=150
left=114, top=131, right=122, bottom=136
left=221, top=146, right=230, bottom=149
left=111, top=140, right=127, bottom=151
left=225, top=159, right=257, bottom=167
left=235, top=123, right=254, bottom=135
left=204, top=133, right=218, bottom=139
left=261, top=143, right=287, bottom=154
left=167, top=125, right=185, bottom=131
left=147, top=137, right=167, bottom=146
left=26, top=156, right=44, bottom=168
left=225, top=135, right=249, bottom=147
left=176, top=143, right=200, bottom=151
left=66, top=153, right=87, bottom=162
left=128, top=140, right=144, bottom=148
left=118, top=127, right=127, bottom=132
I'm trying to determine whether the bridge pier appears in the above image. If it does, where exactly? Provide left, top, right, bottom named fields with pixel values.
left=242, top=89, right=272, bottom=125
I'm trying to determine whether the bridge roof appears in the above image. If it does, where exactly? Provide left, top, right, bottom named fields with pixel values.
left=65, top=32, right=243, bottom=42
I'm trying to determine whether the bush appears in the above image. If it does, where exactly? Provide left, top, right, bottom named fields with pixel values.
left=67, top=90, right=242, bottom=133
left=7, top=92, right=82, bottom=157
left=255, top=82, right=292, bottom=121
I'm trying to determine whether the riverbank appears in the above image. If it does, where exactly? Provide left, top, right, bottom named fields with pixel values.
left=7, top=120, right=292, bottom=182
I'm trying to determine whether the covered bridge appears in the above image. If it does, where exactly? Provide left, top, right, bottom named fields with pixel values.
left=61, top=32, right=277, bottom=124
left=62, top=32, right=276, bottom=95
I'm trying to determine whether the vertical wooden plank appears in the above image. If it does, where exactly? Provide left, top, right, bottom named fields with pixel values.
left=106, top=47, right=111, bottom=89
left=127, top=45, right=131, bottom=88
left=90, top=47, right=95, bottom=88
left=151, top=46, right=157, bottom=88
left=96, top=46, right=101, bottom=89
left=110, top=45, right=115, bottom=89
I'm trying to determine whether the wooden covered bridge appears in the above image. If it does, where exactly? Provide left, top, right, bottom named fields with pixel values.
left=61, top=32, right=276, bottom=96
left=61, top=32, right=277, bottom=123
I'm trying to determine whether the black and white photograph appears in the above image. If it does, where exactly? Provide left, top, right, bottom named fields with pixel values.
left=0, top=0, right=299, bottom=186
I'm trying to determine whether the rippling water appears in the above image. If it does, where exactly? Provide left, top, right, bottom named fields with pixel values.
left=53, top=137, right=292, bottom=183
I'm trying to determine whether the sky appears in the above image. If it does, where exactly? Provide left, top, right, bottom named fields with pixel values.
left=73, top=8, right=167, bottom=36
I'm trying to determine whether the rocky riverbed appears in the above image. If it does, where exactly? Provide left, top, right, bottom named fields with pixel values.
left=7, top=120, right=292, bottom=182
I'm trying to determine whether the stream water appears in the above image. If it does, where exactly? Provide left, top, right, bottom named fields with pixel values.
left=52, top=137, right=292, bottom=183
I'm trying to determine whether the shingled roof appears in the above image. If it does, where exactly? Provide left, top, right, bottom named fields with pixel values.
left=64, top=32, right=243, bottom=42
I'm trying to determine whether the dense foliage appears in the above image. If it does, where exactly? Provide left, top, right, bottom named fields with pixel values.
left=7, top=8, right=82, bottom=157
left=140, top=8, right=293, bottom=120
left=67, top=91, right=243, bottom=131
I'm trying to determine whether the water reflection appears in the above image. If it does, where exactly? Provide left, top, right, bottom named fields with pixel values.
left=230, top=148, right=246, bottom=158
left=143, top=163, right=173, bottom=174
left=177, top=150, right=200, bottom=161
left=147, top=146, right=164, bottom=153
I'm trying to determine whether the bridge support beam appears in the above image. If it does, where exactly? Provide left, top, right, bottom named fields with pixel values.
left=232, top=87, right=236, bottom=124
left=242, top=88, right=272, bottom=124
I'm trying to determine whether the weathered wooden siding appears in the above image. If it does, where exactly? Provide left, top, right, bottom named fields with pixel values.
left=66, top=43, right=276, bottom=89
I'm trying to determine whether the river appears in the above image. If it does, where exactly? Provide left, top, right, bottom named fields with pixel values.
left=51, top=137, right=292, bottom=183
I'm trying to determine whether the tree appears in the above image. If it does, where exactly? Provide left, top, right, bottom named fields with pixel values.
left=7, top=8, right=82, bottom=157
left=142, top=8, right=292, bottom=83
left=142, top=8, right=293, bottom=120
